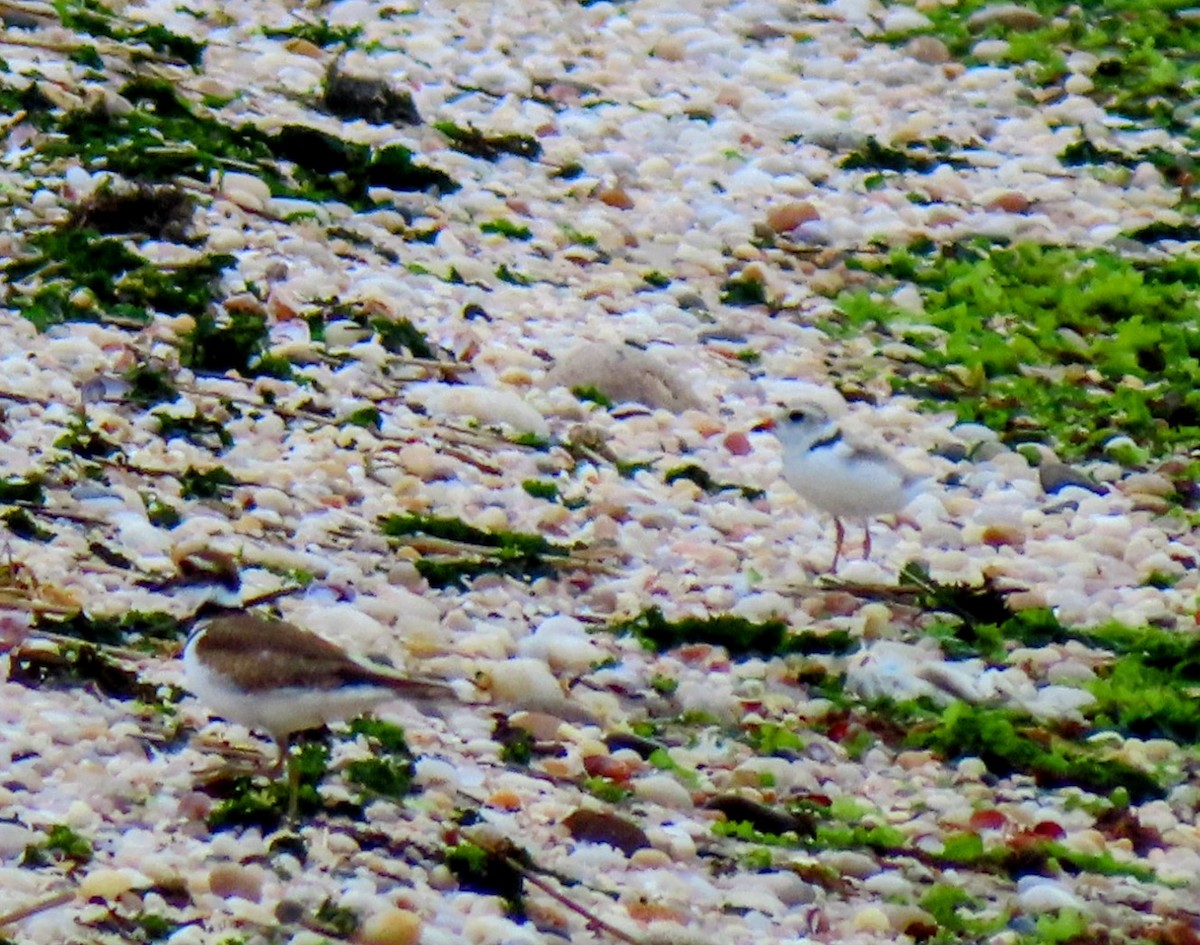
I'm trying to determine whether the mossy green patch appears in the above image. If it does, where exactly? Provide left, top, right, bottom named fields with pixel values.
left=444, top=841, right=527, bottom=916
left=10, top=632, right=180, bottom=710
left=45, top=78, right=270, bottom=182
left=434, top=121, right=541, bottom=161
left=21, top=824, right=93, bottom=869
left=39, top=80, right=455, bottom=206
left=343, top=718, right=416, bottom=800
left=746, top=722, right=805, bottom=757
left=720, top=273, right=768, bottom=306
left=903, top=700, right=1166, bottom=801
left=342, top=406, right=382, bottom=430
left=53, top=413, right=120, bottom=462
left=124, top=362, right=181, bottom=407
left=4, top=226, right=234, bottom=332
left=179, top=465, right=238, bottom=499
left=261, top=20, right=362, bottom=48
left=837, top=135, right=960, bottom=173
left=34, top=609, right=184, bottom=647
left=878, top=0, right=1200, bottom=129
left=179, top=309, right=290, bottom=379
left=571, top=385, right=614, bottom=408
left=144, top=493, right=182, bottom=528
left=1087, top=650, right=1200, bottom=744
left=898, top=568, right=1200, bottom=748
left=0, top=476, right=44, bottom=505
left=495, top=263, right=531, bottom=285
left=494, top=718, right=536, bottom=766
left=829, top=240, right=1200, bottom=459
left=609, top=606, right=786, bottom=656
left=54, top=0, right=205, bottom=66
left=480, top=219, right=533, bottom=240
left=581, top=776, right=632, bottom=803
left=207, top=741, right=329, bottom=832
left=313, top=899, right=359, bottom=937
left=379, top=513, right=574, bottom=589
left=130, top=913, right=178, bottom=942
left=153, top=411, right=233, bottom=450
left=607, top=606, right=855, bottom=659
left=521, top=479, right=560, bottom=501
left=3, top=508, right=54, bottom=542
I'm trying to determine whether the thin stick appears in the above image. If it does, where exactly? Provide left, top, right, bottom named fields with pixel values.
left=25, top=629, right=157, bottom=662
left=0, top=888, right=74, bottom=927
left=0, top=0, right=55, bottom=17
left=0, top=32, right=184, bottom=63
left=504, top=858, right=642, bottom=945
left=0, top=595, right=79, bottom=617
left=0, top=387, right=55, bottom=407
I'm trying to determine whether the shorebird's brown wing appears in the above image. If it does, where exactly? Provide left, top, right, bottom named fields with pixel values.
left=197, top=615, right=453, bottom=697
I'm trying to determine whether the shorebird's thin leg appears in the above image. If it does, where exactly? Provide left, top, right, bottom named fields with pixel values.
left=268, top=735, right=303, bottom=821
left=286, top=753, right=301, bottom=822
left=832, top=518, right=845, bottom=572
left=862, top=522, right=872, bottom=560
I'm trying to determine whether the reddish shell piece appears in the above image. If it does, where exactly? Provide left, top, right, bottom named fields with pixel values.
left=1031, top=820, right=1066, bottom=840
left=597, top=185, right=635, bottom=210
left=583, top=754, right=635, bottom=783
left=562, top=809, right=650, bottom=857
left=723, top=431, right=752, bottom=456
left=969, top=809, right=1007, bottom=831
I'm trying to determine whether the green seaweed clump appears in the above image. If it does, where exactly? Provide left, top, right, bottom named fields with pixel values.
left=343, top=718, right=416, bottom=800
left=207, top=741, right=330, bottom=832
left=379, top=513, right=573, bottom=589
left=905, top=701, right=1166, bottom=802
left=21, top=824, right=93, bottom=869
left=434, top=121, right=541, bottom=161
left=608, top=607, right=854, bottom=659
left=4, top=226, right=234, bottom=331
left=830, top=240, right=1200, bottom=459
left=610, top=606, right=786, bottom=657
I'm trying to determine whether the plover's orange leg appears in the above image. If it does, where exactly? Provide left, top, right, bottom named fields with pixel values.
left=832, top=518, right=845, bottom=572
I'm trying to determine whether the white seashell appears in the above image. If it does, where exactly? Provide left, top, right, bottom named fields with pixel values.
left=408, top=382, right=550, bottom=437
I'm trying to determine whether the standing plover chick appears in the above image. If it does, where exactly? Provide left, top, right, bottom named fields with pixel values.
left=182, top=613, right=456, bottom=776
left=769, top=403, right=926, bottom=571
left=164, top=550, right=457, bottom=813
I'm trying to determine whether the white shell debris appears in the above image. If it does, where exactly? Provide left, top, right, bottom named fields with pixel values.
left=0, top=0, right=1192, bottom=942
left=407, top=382, right=551, bottom=437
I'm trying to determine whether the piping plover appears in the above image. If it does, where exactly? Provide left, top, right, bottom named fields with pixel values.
left=769, top=403, right=925, bottom=571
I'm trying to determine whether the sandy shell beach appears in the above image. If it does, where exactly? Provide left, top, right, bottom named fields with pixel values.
left=1, top=0, right=1200, bottom=942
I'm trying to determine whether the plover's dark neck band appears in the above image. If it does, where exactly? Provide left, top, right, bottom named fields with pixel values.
left=811, top=428, right=842, bottom=450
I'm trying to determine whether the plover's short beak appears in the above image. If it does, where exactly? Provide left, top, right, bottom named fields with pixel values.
left=751, top=417, right=776, bottom=432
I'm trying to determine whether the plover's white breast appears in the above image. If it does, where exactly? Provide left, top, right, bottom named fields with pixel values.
left=784, top=439, right=922, bottom=518
left=182, top=624, right=400, bottom=739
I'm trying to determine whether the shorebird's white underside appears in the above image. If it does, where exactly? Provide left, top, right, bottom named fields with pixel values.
left=784, top=441, right=921, bottom=518
left=183, top=641, right=396, bottom=739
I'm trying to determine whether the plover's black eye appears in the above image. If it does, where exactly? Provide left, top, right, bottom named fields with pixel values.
left=787, top=409, right=807, bottom=423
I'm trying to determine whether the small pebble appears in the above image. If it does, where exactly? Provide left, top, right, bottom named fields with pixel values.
left=207, top=863, right=264, bottom=902
left=358, top=908, right=422, bottom=945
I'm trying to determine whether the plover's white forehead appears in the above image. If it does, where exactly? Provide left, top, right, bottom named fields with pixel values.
left=779, top=402, right=832, bottom=425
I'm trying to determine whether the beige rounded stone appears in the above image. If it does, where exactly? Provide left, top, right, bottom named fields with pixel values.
left=207, top=863, right=264, bottom=902
left=357, top=908, right=422, bottom=945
